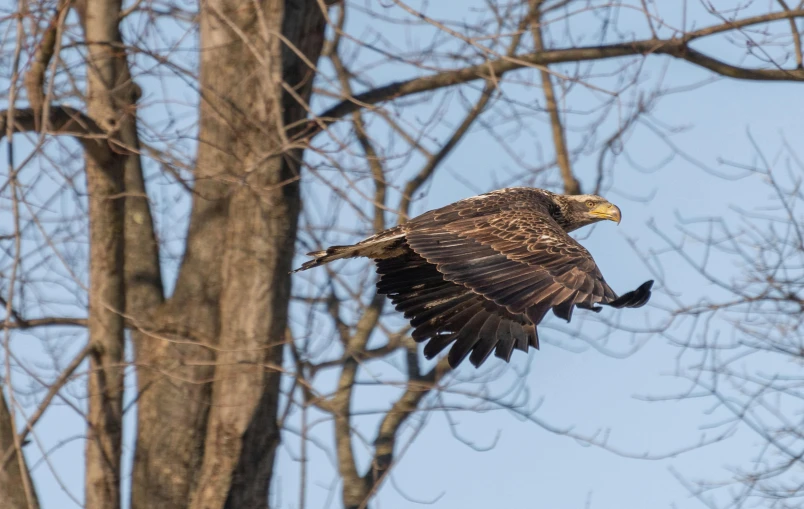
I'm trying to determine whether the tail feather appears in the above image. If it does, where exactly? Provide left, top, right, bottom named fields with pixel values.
left=292, top=245, right=355, bottom=273
left=293, top=229, right=407, bottom=273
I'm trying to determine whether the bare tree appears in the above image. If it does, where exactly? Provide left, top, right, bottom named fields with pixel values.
left=643, top=135, right=804, bottom=509
left=1, top=2, right=804, bottom=509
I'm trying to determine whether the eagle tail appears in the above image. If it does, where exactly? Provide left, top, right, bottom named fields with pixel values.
left=293, top=228, right=407, bottom=273
left=291, top=245, right=357, bottom=273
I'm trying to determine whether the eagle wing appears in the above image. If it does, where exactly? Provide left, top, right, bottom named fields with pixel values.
left=404, top=196, right=650, bottom=329
left=375, top=246, right=539, bottom=367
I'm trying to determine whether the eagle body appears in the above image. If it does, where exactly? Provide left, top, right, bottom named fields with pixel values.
left=295, top=187, right=652, bottom=368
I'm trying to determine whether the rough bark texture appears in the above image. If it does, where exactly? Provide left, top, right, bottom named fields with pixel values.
left=129, top=57, right=228, bottom=509
left=188, top=2, right=325, bottom=508
left=77, top=0, right=129, bottom=506
left=120, top=41, right=164, bottom=486
left=130, top=2, right=325, bottom=509
left=129, top=0, right=266, bottom=501
left=0, top=392, right=39, bottom=509
left=82, top=85, right=125, bottom=506
left=108, top=2, right=169, bottom=506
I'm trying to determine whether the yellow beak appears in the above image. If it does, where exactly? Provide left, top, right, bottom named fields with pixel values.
left=590, top=202, right=621, bottom=224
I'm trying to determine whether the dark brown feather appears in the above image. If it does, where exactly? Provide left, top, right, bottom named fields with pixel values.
left=375, top=245, right=537, bottom=368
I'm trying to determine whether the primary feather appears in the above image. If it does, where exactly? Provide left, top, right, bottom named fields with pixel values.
left=294, top=187, right=653, bottom=368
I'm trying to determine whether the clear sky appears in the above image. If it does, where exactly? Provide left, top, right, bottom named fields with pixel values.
left=3, top=1, right=803, bottom=509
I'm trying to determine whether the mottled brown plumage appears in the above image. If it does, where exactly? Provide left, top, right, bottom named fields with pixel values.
left=294, top=187, right=653, bottom=368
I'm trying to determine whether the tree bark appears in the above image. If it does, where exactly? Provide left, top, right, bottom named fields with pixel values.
left=128, top=0, right=249, bottom=499
left=74, top=0, right=135, bottom=507
left=74, top=6, right=167, bottom=508
left=187, top=2, right=325, bottom=508
left=0, top=392, right=39, bottom=509
left=128, top=2, right=326, bottom=509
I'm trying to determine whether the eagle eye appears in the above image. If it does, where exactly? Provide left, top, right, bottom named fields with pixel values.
left=585, top=200, right=595, bottom=208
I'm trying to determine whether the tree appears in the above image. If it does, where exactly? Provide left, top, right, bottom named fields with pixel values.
left=646, top=137, right=804, bottom=509
left=1, top=1, right=804, bottom=508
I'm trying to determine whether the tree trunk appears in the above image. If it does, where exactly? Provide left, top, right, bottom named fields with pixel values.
left=131, top=2, right=325, bottom=508
left=0, top=392, right=39, bottom=509
left=74, top=0, right=132, bottom=507
left=188, top=2, right=325, bottom=508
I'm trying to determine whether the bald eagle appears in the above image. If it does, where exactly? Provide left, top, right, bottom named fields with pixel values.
left=294, top=188, right=653, bottom=368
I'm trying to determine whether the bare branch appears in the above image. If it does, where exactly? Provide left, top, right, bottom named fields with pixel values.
left=1, top=317, right=88, bottom=329
left=397, top=10, right=532, bottom=218
left=0, top=106, right=114, bottom=167
left=1, top=344, right=91, bottom=471
left=3, top=7, right=40, bottom=508
left=308, top=10, right=804, bottom=138
left=329, top=4, right=387, bottom=232
left=22, top=0, right=71, bottom=130
left=529, top=0, right=580, bottom=195
left=777, top=0, right=803, bottom=68
left=362, top=355, right=449, bottom=500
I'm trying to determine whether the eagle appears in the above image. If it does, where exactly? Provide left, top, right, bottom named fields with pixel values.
left=294, top=187, right=653, bottom=368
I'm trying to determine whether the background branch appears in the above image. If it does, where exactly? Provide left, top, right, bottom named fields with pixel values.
left=528, top=0, right=580, bottom=195
left=308, top=10, right=804, bottom=137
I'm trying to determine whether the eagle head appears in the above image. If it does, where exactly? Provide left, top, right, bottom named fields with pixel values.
left=552, top=193, right=621, bottom=232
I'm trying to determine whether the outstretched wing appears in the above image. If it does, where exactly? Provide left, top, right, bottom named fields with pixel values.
left=375, top=245, right=539, bottom=368
left=404, top=195, right=650, bottom=328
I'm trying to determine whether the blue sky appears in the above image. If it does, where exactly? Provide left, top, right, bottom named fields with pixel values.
left=3, top=1, right=804, bottom=508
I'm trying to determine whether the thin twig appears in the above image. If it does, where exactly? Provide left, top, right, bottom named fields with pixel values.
left=0, top=345, right=91, bottom=471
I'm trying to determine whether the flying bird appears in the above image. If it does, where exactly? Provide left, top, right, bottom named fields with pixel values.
left=294, top=188, right=653, bottom=368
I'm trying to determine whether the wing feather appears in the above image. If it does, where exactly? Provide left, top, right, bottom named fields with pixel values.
left=469, top=314, right=504, bottom=367
left=494, top=320, right=516, bottom=361
left=374, top=244, right=539, bottom=368
left=446, top=310, right=494, bottom=367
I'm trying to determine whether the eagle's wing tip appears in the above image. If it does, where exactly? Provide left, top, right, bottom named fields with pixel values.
left=605, top=279, right=654, bottom=308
